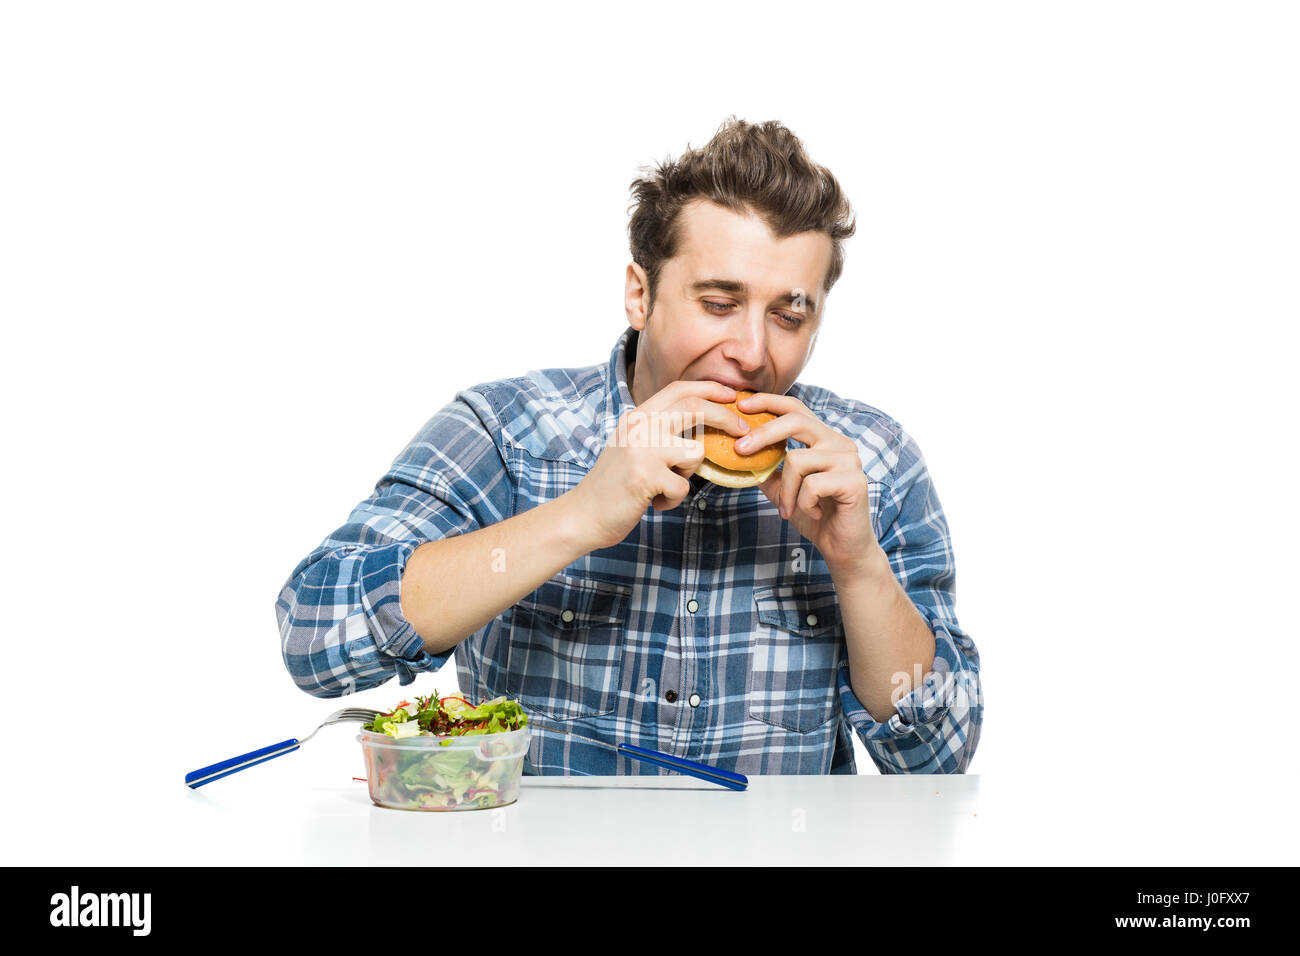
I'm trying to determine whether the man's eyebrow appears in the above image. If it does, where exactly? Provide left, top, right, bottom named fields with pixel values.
left=690, top=278, right=819, bottom=314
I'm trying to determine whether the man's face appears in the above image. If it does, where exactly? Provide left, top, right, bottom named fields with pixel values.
left=625, top=199, right=833, bottom=406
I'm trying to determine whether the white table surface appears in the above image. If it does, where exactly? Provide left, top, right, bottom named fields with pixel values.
left=19, top=762, right=1282, bottom=866
left=8, top=722, right=1291, bottom=866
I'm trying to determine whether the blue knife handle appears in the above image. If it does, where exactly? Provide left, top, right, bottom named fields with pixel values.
left=617, top=743, right=748, bottom=791
left=185, top=739, right=301, bottom=789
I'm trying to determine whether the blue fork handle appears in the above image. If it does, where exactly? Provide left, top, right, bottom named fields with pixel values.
left=185, top=739, right=301, bottom=789
left=617, top=743, right=748, bottom=791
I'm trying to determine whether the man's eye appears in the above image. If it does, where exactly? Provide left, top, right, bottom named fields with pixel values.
left=703, top=300, right=804, bottom=328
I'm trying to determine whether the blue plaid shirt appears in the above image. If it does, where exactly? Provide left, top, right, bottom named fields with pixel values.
left=276, top=328, right=982, bottom=774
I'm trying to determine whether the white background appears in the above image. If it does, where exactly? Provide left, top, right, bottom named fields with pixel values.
left=2, top=1, right=1296, bottom=864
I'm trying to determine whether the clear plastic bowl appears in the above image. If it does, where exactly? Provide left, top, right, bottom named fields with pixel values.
left=357, top=726, right=531, bottom=812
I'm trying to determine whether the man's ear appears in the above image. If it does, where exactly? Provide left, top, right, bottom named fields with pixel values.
left=625, top=262, right=650, bottom=331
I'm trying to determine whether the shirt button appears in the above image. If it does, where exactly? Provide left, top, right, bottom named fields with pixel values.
left=806, top=613, right=818, bottom=627
left=665, top=690, right=678, bottom=703
left=686, top=599, right=699, bottom=613
left=560, top=609, right=575, bottom=623
left=695, top=498, right=707, bottom=511
left=688, top=693, right=701, bottom=708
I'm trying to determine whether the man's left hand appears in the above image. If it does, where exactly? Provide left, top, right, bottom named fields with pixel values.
left=734, top=392, right=883, bottom=576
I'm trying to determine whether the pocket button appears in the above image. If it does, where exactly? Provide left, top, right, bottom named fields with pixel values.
left=749, top=584, right=842, bottom=733
left=506, top=572, right=632, bottom=720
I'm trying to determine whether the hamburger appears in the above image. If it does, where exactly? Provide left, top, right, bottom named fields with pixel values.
left=695, top=390, right=786, bottom=488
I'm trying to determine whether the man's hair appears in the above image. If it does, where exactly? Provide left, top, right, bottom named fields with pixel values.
left=627, top=116, right=856, bottom=317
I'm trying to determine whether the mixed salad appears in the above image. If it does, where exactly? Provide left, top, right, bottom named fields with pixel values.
left=360, top=693, right=529, bottom=811
left=363, top=692, right=528, bottom=738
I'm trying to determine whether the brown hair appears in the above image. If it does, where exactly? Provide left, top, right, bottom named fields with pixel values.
left=627, top=116, right=856, bottom=317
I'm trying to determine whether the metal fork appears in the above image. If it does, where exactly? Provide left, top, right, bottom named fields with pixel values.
left=184, top=707, right=382, bottom=789
left=527, top=719, right=748, bottom=791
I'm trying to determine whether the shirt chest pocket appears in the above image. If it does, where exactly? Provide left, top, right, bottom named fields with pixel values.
left=504, top=573, right=632, bottom=721
left=747, top=584, right=844, bottom=734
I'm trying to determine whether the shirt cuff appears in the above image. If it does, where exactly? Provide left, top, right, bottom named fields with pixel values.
left=838, top=612, right=968, bottom=741
left=356, top=541, right=453, bottom=686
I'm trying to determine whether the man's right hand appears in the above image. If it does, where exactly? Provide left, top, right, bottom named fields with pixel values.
left=571, top=380, right=752, bottom=550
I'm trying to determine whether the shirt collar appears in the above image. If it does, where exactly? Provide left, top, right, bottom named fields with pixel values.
left=600, top=325, right=639, bottom=444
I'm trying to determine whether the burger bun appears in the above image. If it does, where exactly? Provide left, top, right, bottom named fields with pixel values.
left=697, top=390, right=786, bottom=488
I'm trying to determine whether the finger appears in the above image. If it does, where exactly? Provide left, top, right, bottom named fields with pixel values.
left=662, top=437, right=706, bottom=471
left=734, top=411, right=847, bottom=457
left=757, top=467, right=783, bottom=508
left=796, top=471, right=836, bottom=521
left=797, top=466, right=870, bottom=518
left=775, top=448, right=858, bottom=519
left=778, top=449, right=805, bottom=520
left=660, top=398, right=753, bottom=440
left=615, top=404, right=744, bottom=449
left=736, top=393, right=859, bottom=451
left=650, top=472, right=692, bottom=511
left=640, top=379, right=738, bottom=413
left=735, top=391, right=803, bottom=415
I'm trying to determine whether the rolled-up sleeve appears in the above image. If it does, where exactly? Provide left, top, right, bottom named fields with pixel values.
left=838, top=427, right=984, bottom=773
left=275, top=387, right=514, bottom=698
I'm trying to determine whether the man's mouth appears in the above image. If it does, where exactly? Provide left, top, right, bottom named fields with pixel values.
left=704, top=376, right=764, bottom=392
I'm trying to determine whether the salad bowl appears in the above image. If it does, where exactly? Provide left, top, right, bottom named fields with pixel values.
left=358, top=724, right=531, bottom=811
left=358, top=694, right=530, bottom=811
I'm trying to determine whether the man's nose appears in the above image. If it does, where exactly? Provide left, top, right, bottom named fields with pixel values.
left=723, top=308, right=767, bottom=371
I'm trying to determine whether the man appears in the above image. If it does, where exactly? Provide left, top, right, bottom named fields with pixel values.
left=276, top=118, right=982, bottom=774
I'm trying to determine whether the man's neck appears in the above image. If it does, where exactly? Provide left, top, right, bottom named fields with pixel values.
left=625, top=329, right=644, bottom=406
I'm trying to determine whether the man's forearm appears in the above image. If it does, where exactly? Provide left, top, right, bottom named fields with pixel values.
left=831, top=546, right=937, bottom=723
left=400, top=491, right=600, bottom=655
